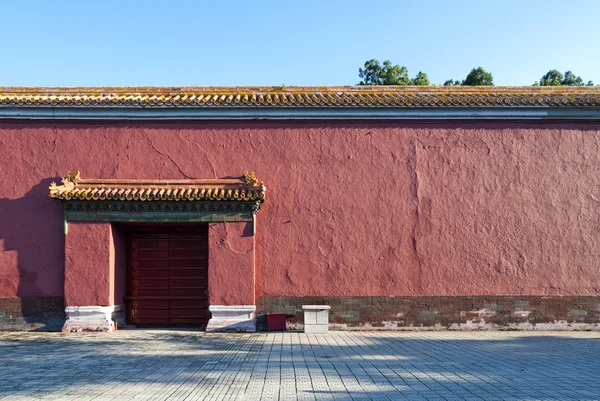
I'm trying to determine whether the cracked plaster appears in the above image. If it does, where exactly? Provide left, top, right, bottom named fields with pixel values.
left=1, top=121, right=600, bottom=300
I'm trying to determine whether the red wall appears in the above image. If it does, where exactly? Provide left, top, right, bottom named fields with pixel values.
left=1, top=120, right=599, bottom=299
left=64, top=222, right=112, bottom=306
left=208, top=222, right=255, bottom=305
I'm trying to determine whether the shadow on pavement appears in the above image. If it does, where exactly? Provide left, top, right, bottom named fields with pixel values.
left=0, top=331, right=599, bottom=400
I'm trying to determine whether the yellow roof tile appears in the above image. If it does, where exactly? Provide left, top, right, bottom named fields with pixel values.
left=1, top=86, right=599, bottom=108
left=49, top=171, right=266, bottom=202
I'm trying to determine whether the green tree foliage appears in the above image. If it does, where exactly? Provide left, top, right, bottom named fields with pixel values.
left=461, top=67, right=494, bottom=86
left=358, top=60, right=430, bottom=85
left=381, top=61, right=411, bottom=85
left=358, top=59, right=384, bottom=85
left=359, top=61, right=596, bottom=86
left=358, top=62, right=494, bottom=86
left=443, top=79, right=461, bottom=86
left=412, top=71, right=430, bottom=86
left=443, top=68, right=494, bottom=86
left=536, top=69, right=562, bottom=86
left=534, top=69, right=594, bottom=86
left=562, top=71, right=584, bottom=86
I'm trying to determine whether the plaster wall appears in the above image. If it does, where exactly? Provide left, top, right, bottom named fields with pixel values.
left=1, top=121, right=600, bottom=299
left=208, top=221, right=255, bottom=305
left=64, top=222, right=112, bottom=306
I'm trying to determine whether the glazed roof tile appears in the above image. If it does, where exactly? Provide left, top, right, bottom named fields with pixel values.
left=3, top=86, right=600, bottom=108
left=49, top=171, right=265, bottom=202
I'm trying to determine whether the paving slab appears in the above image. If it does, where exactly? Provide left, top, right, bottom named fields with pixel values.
left=0, top=331, right=599, bottom=400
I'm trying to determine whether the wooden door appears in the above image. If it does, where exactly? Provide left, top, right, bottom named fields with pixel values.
left=127, top=225, right=209, bottom=327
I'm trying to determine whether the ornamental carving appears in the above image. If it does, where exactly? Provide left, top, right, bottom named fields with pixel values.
left=49, top=170, right=80, bottom=197
left=243, top=170, right=261, bottom=187
left=65, top=170, right=81, bottom=184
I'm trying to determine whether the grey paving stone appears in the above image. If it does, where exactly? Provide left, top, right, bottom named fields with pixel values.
left=0, top=331, right=599, bottom=400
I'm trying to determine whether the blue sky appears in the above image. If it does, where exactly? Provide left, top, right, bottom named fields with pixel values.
left=1, top=0, right=599, bottom=87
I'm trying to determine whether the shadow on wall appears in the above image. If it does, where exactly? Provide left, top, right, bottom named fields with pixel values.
left=0, top=332, right=599, bottom=399
left=0, top=178, right=65, bottom=331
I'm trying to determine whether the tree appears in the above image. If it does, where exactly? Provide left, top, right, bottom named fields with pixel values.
left=412, top=71, right=430, bottom=86
left=358, top=59, right=384, bottom=85
left=380, top=61, right=411, bottom=85
left=562, top=71, right=584, bottom=86
left=537, top=70, right=563, bottom=86
left=357, top=61, right=598, bottom=86
left=535, top=70, right=594, bottom=86
left=461, top=67, right=494, bottom=86
left=443, top=79, right=461, bottom=86
left=359, top=59, right=410, bottom=85
left=358, top=59, right=428, bottom=85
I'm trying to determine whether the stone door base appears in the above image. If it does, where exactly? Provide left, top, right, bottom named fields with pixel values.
left=62, top=305, right=123, bottom=332
left=206, top=305, right=256, bottom=332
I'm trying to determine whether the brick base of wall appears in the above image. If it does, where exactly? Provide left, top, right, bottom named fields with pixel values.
left=257, top=296, right=600, bottom=331
left=0, top=297, right=65, bottom=331
left=4, top=296, right=599, bottom=332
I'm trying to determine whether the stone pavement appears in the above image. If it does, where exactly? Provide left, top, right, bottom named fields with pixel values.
left=0, top=331, right=599, bottom=401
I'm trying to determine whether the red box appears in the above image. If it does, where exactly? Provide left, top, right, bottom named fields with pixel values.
left=267, top=313, right=286, bottom=331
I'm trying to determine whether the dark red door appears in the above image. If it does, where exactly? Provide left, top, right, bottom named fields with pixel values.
left=127, top=225, right=209, bottom=327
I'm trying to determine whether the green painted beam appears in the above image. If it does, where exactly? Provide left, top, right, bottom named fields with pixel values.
left=65, top=211, right=253, bottom=223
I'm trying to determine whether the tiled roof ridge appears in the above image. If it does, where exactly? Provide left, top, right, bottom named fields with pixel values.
left=49, top=171, right=266, bottom=202
left=2, top=85, right=600, bottom=93
left=3, top=86, right=600, bottom=108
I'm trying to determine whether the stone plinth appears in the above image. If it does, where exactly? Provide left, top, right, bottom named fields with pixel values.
left=302, top=305, right=331, bottom=334
left=62, top=305, right=122, bottom=332
left=206, top=305, right=256, bottom=332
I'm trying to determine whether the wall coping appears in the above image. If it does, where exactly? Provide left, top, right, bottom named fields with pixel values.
left=1, top=86, right=600, bottom=120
